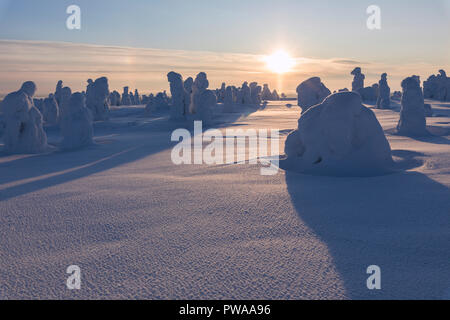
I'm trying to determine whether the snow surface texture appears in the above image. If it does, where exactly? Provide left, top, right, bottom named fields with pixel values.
left=86, top=77, right=110, bottom=121
left=296, top=77, right=331, bottom=114
left=167, top=71, right=186, bottom=120
left=397, top=76, right=428, bottom=136
left=283, top=92, right=394, bottom=177
left=1, top=81, right=48, bottom=154
left=0, top=98, right=449, bottom=300
left=376, top=73, right=391, bottom=109
left=190, top=72, right=216, bottom=124
left=60, top=92, right=94, bottom=150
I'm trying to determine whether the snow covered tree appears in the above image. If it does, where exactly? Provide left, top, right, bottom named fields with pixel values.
left=86, top=77, right=110, bottom=121
left=397, top=76, right=427, bottom=136
left=351, top=67, right=365, bottom=92
left=43, top=94, right=59, bottom=125
left=284, top=91, right=393, bottom=176
left=167, top=71, right=186, bottom=120
left=60, top=92, right=93, bottom=150
left=190, top=72, right=216, bottom=124
left=2, top=81, right=48, bottom=154
left=296, top=77, right=331, bottom=113
left=376, top=73, right=391, bottom=109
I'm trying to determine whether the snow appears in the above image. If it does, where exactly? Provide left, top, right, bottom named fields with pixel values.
left=86, top=77, right=110, bottom=121
left=167, top=71, right=186, bottom=121
left=60, top=92, right=94, bottom=150
left=43, top=94, right=59, bottom=125
left=376, top=73, right=391, bottom=109
left=145, top=92, right=169, bottom=115
left=283, top=92, right=394, bottom=177
left=397, top=76, right=427, bottom=136
left=121, top=87, right=132, bottom=106
left=0, top=90, right=449, bottom=300
left=189, top=72, right=216, bottom=124
left=223, top=86, right=235, bottom=113
left=351, top=67, right=365, bottom=92
left=58, top=87, right=72, bottom=118
left=424, top=70, right=450, bottom=101
left=242, top=83, right=252, bottom=105
left=296, top=77, right=331, bottom=113
left=261, top=84, right=273, bottom=101
left=1, top=81, right=49, bottom=154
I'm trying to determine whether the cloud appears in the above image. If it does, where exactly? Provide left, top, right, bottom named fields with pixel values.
left=0, top=39, right=444, bottom=96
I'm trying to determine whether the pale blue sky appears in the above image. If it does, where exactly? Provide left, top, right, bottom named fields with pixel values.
left=0, top=0, right=448, bottom=62
left=0, top=0, right=448, bottom=95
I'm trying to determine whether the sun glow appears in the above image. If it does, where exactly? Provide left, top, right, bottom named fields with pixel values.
left=265, top=50, right=295, bottom=74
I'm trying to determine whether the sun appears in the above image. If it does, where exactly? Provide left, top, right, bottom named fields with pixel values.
left=265, top=50, right=295, bottom=74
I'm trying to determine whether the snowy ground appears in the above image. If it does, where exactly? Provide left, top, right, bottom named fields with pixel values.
left=0, top=100, right=449, bottom=300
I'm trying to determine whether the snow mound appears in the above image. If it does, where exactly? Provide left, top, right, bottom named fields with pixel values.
left=282, top=92, right=394, bottom=177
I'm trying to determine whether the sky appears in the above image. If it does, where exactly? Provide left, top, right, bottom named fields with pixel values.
left=0, top=0, right=449, bottom=96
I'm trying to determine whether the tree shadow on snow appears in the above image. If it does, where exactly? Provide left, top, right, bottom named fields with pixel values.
left=285, top=153, right=450, bottom=299
left=0, top=108, right=258, bottom=201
